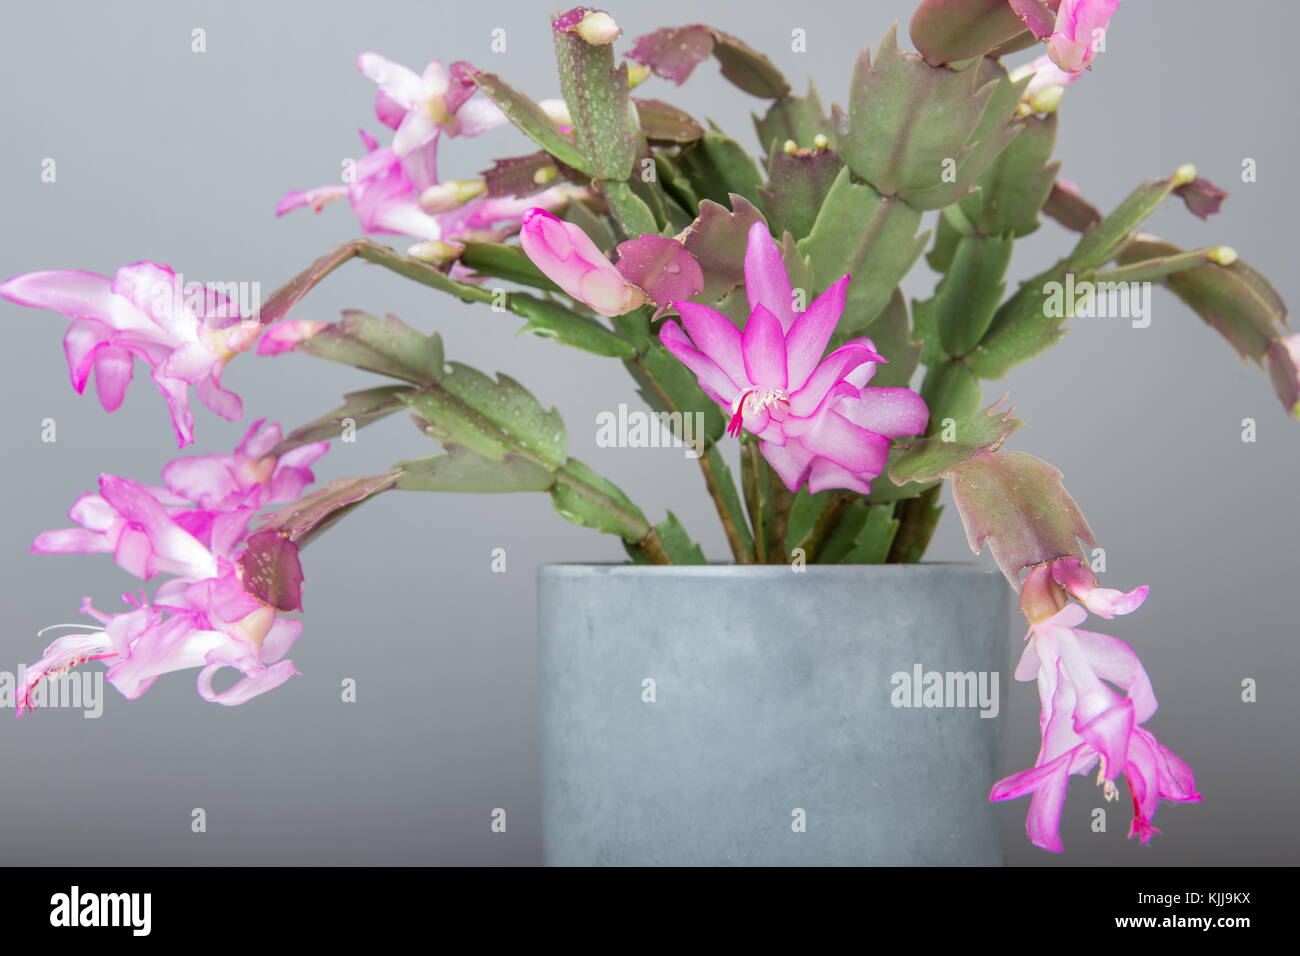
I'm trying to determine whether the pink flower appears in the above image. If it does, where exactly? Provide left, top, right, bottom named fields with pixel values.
left=0, top=263, right=257, bottom=447
left=990, top=563, right=1201, bottom=852
left=1010, top=54, right=1083, bottom=99
left=278, top=131, right=569, bottom=245
left=33, top=475, right=243, bottom=581
left=18, top=580, right=301, bottom=714
left=357, top=55, right=506, bottom=189
left=33, top=421, right=326, bottom=577
left=1047, top=0, right=1120, bottom=73
left=659, top=222, right=929, bottom=494
left=519, top=208, right=649, bottom=316
left=1050, top=556, right=1149, bottom=618
left=161, top=419, right=328, bottom=511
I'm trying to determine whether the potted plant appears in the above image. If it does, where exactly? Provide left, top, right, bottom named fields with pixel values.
left=3, top=0, right=1292, bottom=865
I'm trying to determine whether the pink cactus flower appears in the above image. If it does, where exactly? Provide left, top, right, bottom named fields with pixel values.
left=33, top=421, right=325, bottom=577
left=160, top=419, right=328, bottom=511
left=0, top=262, right=257, bottom=447
left=990, top=563, right=1201, bottom=852
left=357, top=55, right=506, bottom=189
left=659, top=222, right=929, bottom=494
left=278, top=131, right=569, bottom=245
left=1046, top=0, right=1120, bottom=73
left=18, top=581, right=301, bottom=715
left=33, top=475, right=240, bottom=581
left=519, top=208, right=650, bottom=316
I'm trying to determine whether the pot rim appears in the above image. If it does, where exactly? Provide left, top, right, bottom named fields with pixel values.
left=539, top=561, right=998, bottom=577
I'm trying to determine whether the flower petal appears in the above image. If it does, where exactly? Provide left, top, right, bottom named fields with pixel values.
left=741, top=304, right=787, bottom=388
left=784, top=274, right=849, bottom=390
left=743, top=222, right=796, bottom=332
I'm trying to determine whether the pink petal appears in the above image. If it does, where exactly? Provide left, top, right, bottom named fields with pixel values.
left=356, top=52, right=424, bottom=110
left=162, top=454, right=240, bottom=509
left=92, top=346, right=134, bottom=412
left=788, top=343, right=882, bottom=417
left=374, top=90, right=405, bottom=130
left=784, top=274, right=850, bottom=390
left=659, top=321, right=741, bottom=406
left=451, top=96, right=507, bottom=137
left=99, top=474, right=217, bottom=580
left=741, top=304, right=787, bottom=388
left=807, top=457, right=874, bottom=495
left=759, top=439, right=815, bottom=492
left=839, top=387, right=929, bottom=439
left=197, top=659, right=299, bottom=706
left=275, top=185, right=348, bottom=217
left=675, top=302, right=747, bottom=387
left=742, top=222, right=796, bottom=332
left=1072, top=628, right=1158, bottom=724
left=32, top=528, right=110, bottom=555
left=795, top=410, right=889, bottom=475
left=257, top=319, right=327, bottom=355
left=196, top=372, right=243, bottom=421
left=0, top=269, right=115, bottom=322
left=63, top=320, right=112, bottom=394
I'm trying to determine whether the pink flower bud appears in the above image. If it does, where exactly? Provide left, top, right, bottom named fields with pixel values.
left=1047, top=0, right=1120, bottom=73
left=518, top=208, right=648, bottom=316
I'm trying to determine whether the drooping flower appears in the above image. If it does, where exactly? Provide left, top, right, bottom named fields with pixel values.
left=519, top=208, right=650, bottom=316
left=22, top=417, right=319, bottom=712
left=990, top=562, right=1200, bottom=852
left=18, top=576, right=301, bottom=714
left=0, top=262, right=257, bottom=446
left=1045, top=0, right=1120, bottom=73
left=659, top=222, right=928, bottom=494
left=33, top=421, right=327, bottom=574
left=278, top=131, right=569, bottom=247
left=33, top=474, right=242, bottom=581
left=160, top=419, right=328, bottom=511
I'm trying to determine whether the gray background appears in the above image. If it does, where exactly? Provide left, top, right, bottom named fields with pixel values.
left=0, top=0, right=1295, bottom=866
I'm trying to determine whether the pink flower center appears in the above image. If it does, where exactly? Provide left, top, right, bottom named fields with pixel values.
left=728, top=387, right=790, bottom=438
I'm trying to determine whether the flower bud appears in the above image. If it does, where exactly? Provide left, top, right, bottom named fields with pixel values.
left=407, top=239, right=466, bottom=266
left=419, top=179, right=487, bottom=213
left=518, top=208, right=648, bottom=316
left=1209, top=245, right=1238, bottom=267
left=576, top=10, right=621, bottom=46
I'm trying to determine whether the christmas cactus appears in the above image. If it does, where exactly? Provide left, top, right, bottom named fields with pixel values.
left=4, top=0, right=1292, bottom=855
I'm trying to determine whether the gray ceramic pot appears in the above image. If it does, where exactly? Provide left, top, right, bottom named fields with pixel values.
left=539, top=563, right=1011, bottom=866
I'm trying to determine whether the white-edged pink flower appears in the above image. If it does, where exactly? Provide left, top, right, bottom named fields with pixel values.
left=161, top=419, right=328, bottom=511
left=18, top=581, right=301, bottom=714
left=357, top=55, right=506, bottom=189
left=990, top=562, right=1200, bottom=852
left=278, top=131, right=569, bottom=246
left=0, top=262, right=258, bottom=447
left=32, top=421, right=326, bottom=578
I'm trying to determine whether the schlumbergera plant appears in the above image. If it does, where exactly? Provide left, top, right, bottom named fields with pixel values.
left=3, top=0, right=1295, bottom=853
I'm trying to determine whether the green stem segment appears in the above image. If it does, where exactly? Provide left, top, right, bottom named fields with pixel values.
left=741, top=440, right=767, bottom=563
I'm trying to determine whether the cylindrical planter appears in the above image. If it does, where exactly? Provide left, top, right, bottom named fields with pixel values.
left=540, top=564, right=1010, bottom=866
